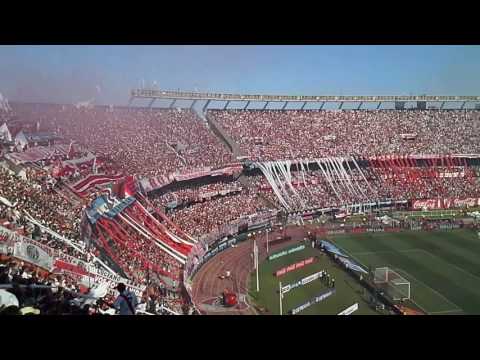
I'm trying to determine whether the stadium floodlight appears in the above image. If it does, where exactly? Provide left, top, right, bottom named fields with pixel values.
left=374, top=267, right=410, bottom=301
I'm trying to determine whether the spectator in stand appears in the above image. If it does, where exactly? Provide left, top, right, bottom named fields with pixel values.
left=113, top=283, right=138, bottom=315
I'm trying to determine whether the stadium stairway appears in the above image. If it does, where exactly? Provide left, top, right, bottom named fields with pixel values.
left=203, top=111, right=245, bottom=160
left=52, top=185, right=82, bottom=207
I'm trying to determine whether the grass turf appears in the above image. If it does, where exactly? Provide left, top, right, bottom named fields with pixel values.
left=249, top=245, right=380, bottom=315
left=329, top=229, right=480, bottom=315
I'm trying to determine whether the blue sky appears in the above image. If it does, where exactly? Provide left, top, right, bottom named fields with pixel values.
left=0, top=45, right=479, bottom=106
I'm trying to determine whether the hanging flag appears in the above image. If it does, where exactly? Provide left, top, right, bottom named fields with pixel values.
left=51, top=158, right=63, bottom=177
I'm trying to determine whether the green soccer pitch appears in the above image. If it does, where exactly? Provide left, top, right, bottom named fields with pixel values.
left=248, top=245, right=380, bottom=315
left=329, top=229, right=480, bottom=315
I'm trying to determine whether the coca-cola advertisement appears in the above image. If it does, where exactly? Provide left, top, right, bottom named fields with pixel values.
left=412, top=199, right=440, bottom=210
left=413, top=198, right=480, bottom=210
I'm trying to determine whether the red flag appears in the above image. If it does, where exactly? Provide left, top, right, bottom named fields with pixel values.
left=51, top=159, right=63, bottom=177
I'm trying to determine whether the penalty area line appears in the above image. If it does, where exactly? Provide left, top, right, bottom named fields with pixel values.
left=429, top=308, right=463, bottom=315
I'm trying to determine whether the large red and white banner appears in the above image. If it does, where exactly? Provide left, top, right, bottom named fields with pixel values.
left=141, top=164, right=243, bottom=193
left=5, top=144, right=70, bottom=164
left=72, top=173, right=124, bottom=194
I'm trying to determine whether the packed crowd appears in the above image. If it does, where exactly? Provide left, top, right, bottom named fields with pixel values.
left=168, top=190, right=272, bottom=237
left=0, top=164, right=188, bottom=312
left=9, top=103, right=234, bottom=178
left=209, top=109, right=480, bottom=161
left=0, top=256, right=190, bottom=315
left=368, top=166, right=480, bottom=201
left=0, top=256, right=98, bottom=315
left=0, top=167, right=89, bottom=260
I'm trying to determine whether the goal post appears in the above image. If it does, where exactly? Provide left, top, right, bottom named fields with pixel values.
left=373, top=267, right=410, bottom=301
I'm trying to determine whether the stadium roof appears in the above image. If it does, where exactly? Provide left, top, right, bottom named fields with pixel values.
left=131, top=89, right=480, bottom=103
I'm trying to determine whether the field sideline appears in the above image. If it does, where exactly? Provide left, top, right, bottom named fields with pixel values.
left=329, top=229, right=480, bottom=315
left=249, top=245, right=380, bottom=315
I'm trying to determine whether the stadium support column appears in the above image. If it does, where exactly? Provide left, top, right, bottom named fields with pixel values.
left=319, top=101, right=325, bottom=110
left=339, top=102, right=344, bottom=110
left=190, top=100, right=197, bottom=110
left=301, top=101, right=307, bottom=110
left=202, top=99, right=211, bottom=113
left=460, top=101, right=466, bottom=110
left=376, top=102, right=382, bottom=110
left=169, top=99, right=176, bottom=109
left=127, top=97, right=134, bottom=107
left=244, top=101, right=250, bottom=110
left=262, top=101, right=269, bottom=110
left=266, top=227, right=269, bottom=253
left=223, top=101, right=230, bottom=110
left=357, top=102, right=363, bottom=110
left=279, top=281, right=283, bottom=315
left=148, top=98, right=156, bottom=109
left=282, top=101, right=288, bottom=110
left=254, top=239, right=259, bottom=292
left=440, top=101, right=445, bottom=109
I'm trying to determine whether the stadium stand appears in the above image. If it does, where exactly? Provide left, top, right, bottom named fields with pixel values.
left=1, top=100, right=480, bottom=315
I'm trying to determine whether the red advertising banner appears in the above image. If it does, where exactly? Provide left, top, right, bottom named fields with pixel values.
left=295, top=261, right=305, bottom=270
left=275, top=257, right=314, bottom=277
left=412, top=199, right=440, bottom=210
left=275, top=268, right=287, bottom=277
left=304, top=257, right=314, bottom=265
left=412, top=198, right=480, bottom=210
left=287, top=264, right=296, bottom=272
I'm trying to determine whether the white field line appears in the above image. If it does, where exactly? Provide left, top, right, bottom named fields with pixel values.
left=429, top=309, right=464, bottom=315
left=351, top=249, right=421, bottom=257
left=332, top=244, right=435, bottom=314
left=336, top=244, right=464, bottom=314
left=401, top=293, right=430, bottom=315
left=416, top=249, right=480, bottom=283
left=391, top=265, right=462, bottom=314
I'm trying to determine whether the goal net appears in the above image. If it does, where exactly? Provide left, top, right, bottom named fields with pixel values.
left=373, top=267, right=411, bottom=301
